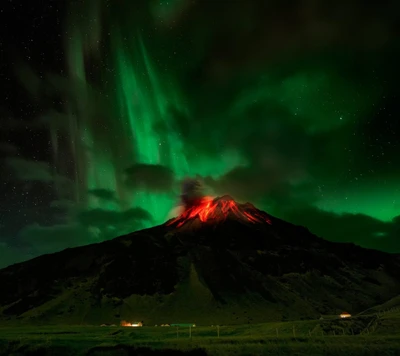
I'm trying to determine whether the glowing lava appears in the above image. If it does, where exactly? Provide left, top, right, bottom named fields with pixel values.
left=167, top=196, right=272, bottom=228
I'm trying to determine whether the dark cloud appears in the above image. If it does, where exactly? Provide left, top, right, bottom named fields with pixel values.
left=49, top=199, right=76, bottom=211
left=282, top=206, right=400, bottom=253
left=0, top=142, right=19, bottom=155
left=15, top=61, right=42, bottom=98
left=0, top=118, right=28, bottom=132
left=6, top=157, right=54, bottom=182
left=165, top=0, right=399, bottom=82
left=0, top=242, right=30, bottom=269
left=77, top=207, right=152, bottom=232
left=18, top=223, right=91, bottom=256
left=14, top=206, right=153, bottom=263
left=37, top=110, right=72, bottom=131
left=88, top=189, right=117, bottom=202
left=205, top=165, right=296, bottom=204
left=201, top=116, right=310, bottom=203
left=5, top=158, right=72, bottom=194
left=125, top=163, right=175, bottom=193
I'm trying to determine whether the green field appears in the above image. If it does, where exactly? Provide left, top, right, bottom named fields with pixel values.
left=1, top=311, right=400, bottom=355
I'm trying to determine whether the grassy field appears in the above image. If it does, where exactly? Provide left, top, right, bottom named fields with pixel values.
left=1, top=314, right=400, bottom=355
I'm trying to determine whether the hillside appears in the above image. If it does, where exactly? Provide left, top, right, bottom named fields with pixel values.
left=1, top=195, right=400, bottom=325
left=360, top=295, right=400, bottom=316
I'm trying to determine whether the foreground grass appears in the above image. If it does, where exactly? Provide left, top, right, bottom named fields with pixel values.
left=1, top=319, right=400, bottom=355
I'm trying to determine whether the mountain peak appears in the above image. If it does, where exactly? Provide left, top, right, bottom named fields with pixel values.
left=167, top=195, right=272, bottom=228
left=214, top=194, right=236, bottom=202
left=2, top=195, right=400, bottom=326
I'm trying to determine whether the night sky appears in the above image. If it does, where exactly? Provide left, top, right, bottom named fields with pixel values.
left=0, top=0, right=400, bottom=268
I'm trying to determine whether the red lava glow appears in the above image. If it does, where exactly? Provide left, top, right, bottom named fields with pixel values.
left=167, top=196, right=272, bottom=228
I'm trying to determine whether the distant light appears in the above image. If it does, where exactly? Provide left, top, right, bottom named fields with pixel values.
left=120, top=321, right=143, bottom=327
left=340, top=313, right=351, bottom=318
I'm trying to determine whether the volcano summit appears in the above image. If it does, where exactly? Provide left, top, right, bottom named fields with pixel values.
left=167, top=195, right=272, bottom=228
left=0, top=196, right=400, bottom=325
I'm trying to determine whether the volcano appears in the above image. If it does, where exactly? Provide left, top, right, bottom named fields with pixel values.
left=167, top=195, right=272, bottom=228
left=1, top=196, right=400, bottom=325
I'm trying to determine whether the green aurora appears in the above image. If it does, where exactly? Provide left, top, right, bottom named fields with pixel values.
left=3, top=0, right=399, bottom=265
left=58, top=1, right=398, bottom=229
left=64, top=17, right=244, bottom=227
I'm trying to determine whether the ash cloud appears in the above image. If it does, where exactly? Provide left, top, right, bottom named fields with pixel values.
left=180, top=177, right=207, bottom=209
left=167, top=177, right=208, bottom=218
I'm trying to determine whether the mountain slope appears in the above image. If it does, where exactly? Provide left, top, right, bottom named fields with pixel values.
left=1, top=196, right=400, bottom=325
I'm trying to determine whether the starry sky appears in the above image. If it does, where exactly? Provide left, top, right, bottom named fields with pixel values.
left=0, top=0, right=400, bottom=268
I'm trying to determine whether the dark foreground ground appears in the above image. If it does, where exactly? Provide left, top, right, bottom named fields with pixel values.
left=1, top=311, right=400, bottom=356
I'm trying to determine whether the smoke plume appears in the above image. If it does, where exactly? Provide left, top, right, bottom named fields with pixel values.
left=180, top=177, right=207, bottom=210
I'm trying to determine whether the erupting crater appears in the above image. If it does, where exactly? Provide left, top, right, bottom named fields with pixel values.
left=167, top=195, right=272, bottom=228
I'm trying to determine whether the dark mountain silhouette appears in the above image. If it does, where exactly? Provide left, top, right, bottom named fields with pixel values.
left=1, top=195, right=400, bottom=325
